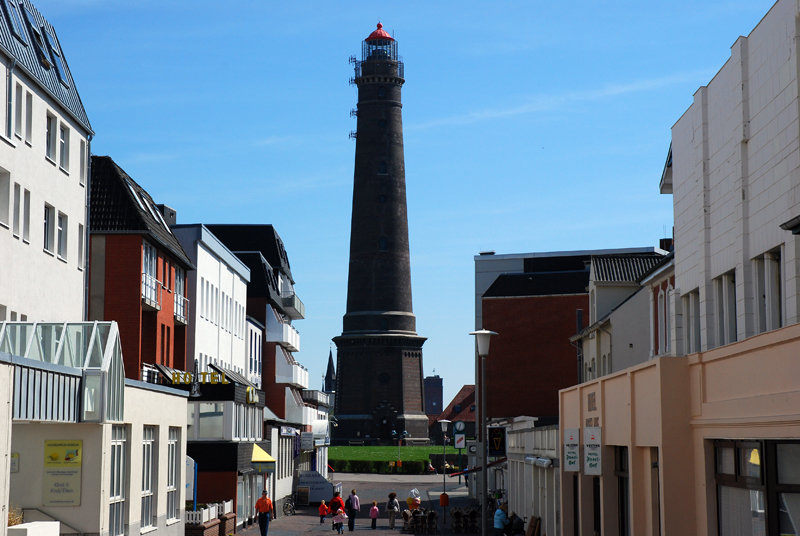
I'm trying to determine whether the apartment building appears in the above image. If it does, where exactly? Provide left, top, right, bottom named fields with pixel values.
left=0, top=0, right=93, bottom=322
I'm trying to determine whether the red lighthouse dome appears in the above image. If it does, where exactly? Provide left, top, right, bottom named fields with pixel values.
left=366, top=22, right=393, bottom=41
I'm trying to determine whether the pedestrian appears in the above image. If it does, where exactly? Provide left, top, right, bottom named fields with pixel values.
left=385, top=492, right=400, bottom=529
left=493, top=503, right=509, bottom=536
left=330, top=491, right=345, bottom=531
left=370, top=501, right=379, bottom=529
left=254, top=490, right=273, bottom=536
left=333, top=509, right=348, bottom=534
left=506, top=512, right=524, bottom=536
left=347, top=489, right=360, bottom=532
left=319, top=500, right=329, bottom=524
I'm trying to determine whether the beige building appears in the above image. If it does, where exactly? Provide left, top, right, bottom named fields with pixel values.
left=561, top=1, right=800, bottom=534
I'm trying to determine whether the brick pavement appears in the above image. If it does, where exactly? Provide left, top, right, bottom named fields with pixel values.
left=239, top=474, right=476, bottom=536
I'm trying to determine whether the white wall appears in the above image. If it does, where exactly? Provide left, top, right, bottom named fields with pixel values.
left=671, top=0, right=800, bottom=349
left=0, top=362, right=13, bottom=536
left=0, top=56, right=90, bottom=323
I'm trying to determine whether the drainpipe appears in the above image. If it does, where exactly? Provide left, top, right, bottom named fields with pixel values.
left=6, top=58, right=15, bottom=138
left=83, top=134, right=92, bottom=320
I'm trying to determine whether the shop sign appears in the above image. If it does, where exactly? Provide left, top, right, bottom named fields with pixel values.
left=43, top=440, right=82, bottom=506
left=563, top=429, right=580, bottom=472
left=252, top=461, right=275, bottom=474
left=245, top=386, right=259, bottom=404
left=171, top=371, right=230, bottom=385
left=584, top=427, right=602, bottom=475
left=280, top=426, right=297, bottom=436
left=10, top=453, right=18, bottom=473
left=454, top=434, right=466, bottom=449
left=301, top=432, right=314, bottom=450
left=488, top=427, right=507, bottom=457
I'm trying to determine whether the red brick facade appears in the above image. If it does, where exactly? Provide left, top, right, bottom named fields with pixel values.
left=482, top=294, right=587, bottom=419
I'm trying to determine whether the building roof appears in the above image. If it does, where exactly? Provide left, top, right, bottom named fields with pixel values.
left=437, top=385, right=476, bottom=423
left=206, top=224, right=294, bottom=284
left=591, top=253, right=666, bottom=282
left=637, top=251, right=675, bottom=284
left=483, top=270, right=589, bottom=298
left=366, top=22, right=393, bottom=41
left=89, top=156, right=193, bottom=270
left=0, top=0, right=92, bottom=133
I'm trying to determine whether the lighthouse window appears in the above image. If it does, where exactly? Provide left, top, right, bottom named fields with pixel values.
left=378, top=237, right=388, bottom=251
left=379, top=119, right=387, bottom=128
left=378, top=161, right=387, bottom=175
left=378, top=86, right=386, bottom=98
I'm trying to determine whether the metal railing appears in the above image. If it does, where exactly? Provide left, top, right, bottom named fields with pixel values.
left=174, top=294, right=189, bottom=324
left=141, top=273, right=162, bottom=309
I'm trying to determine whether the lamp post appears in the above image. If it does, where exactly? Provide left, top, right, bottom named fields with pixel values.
left=439, top=420, right=450, bottom=526
left=471, top=329, right=496, bottom=536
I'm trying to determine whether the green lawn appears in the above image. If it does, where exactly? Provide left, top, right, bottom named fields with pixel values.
left=328, top=445, right=460, bottom=462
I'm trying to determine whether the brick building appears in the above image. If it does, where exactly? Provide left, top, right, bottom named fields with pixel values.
left=88, top=156, right=194, bottom=380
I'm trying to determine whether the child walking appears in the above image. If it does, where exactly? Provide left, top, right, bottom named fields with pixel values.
left=319, top=500, right=329, bottom=523
left=333, top=509, right=348, bottom=534
left=369, top=501, right=379, bottom=529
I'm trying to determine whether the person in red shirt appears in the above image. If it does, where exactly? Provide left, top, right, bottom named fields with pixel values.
left=254, top=490, right=273, bottom=536
left=329, top=491, right=345, bottom=531
left=319, top=500, right=330, bottom=523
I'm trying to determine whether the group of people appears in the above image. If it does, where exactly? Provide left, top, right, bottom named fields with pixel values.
left=318, top=489, right=404, bottom=533
left=493, top=503, right=525, bottom=536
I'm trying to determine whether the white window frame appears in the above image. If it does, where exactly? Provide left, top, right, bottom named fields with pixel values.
left=43, top=203, right=54, bottom=253
left=45, top=113, right=56, bottom=161
left=22, top=188, right=29, bottom=242
left=56, top=211, right=66, bottom=259
left=79, top=139, right=86, bottom=186
left=141, top=426, right=156, bottom=531
left=0, top=170, right=9, bottom=228
left=14, top=83, right=22, bottom=138
left=24, top=91, right=32, bottom=144
left=166, top=427, right=180, bottom=522
left=59, top=123, right=69, bottom=171
left=110, top=425, right=127, bottom=536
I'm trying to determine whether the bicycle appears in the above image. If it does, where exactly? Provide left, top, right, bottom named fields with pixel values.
left=283, top=493, right=296, bottom=516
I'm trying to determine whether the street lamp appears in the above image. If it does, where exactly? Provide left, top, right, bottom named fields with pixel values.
left=471, top=329, right=496, bottom=536
left=393, top=430, right=409, bottom=461
left=439, top=420, right=450, bottom=526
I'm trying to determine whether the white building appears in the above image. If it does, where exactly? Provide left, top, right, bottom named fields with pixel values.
left=171, top=224, right=250, bottom=377
left=0, top=0, right=93, bottom=322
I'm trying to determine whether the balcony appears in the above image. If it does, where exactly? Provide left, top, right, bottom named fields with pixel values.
left=174, top=294, right=189, bottom=325
left=285, top=388, right=316, bottom=426
left=265, top=305, right=300, bottom=351
left=301, top=389, right=331, bottom=408
left=281, top=291, right=305, bottom=320
left=275, top=347, right=309, bottom=389
left=141, top=273, right=162, bottom=311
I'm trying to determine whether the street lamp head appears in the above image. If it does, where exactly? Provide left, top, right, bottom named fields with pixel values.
left=438, top=419, right=450, bottom=433
left=470, top=330, right=497, bottom=358
left=403, top=430, right=409, bottom=437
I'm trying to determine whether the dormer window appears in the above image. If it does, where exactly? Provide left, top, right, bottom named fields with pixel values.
left=23, top=9, right=51, bottom=69
left=44, top=29, right=68, bottom=87
left=2, top=0, right=27, bottom=44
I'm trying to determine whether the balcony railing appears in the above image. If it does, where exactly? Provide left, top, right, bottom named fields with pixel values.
left=280, top=291, right=305, bottom=320
left=141, top=273, right=162, bottom=310
left=141, top=364, right=160, bottom=385
left=174, top=294, right=189, bottom=325
left=276, top=348, right=309, bottom=389
left=265, top=306, right=300, bottom=351
left=301, top=389, right=331, bottom=408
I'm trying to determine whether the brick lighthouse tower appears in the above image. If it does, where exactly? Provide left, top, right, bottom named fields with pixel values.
left=333, top=23, right=428, bottom=445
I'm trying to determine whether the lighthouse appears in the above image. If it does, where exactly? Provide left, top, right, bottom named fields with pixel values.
left=333, top=23, right=428, bottom=444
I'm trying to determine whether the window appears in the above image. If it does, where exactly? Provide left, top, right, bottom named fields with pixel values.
left=12, top=183, right=19, bottom=236
left=2, top=0, right=27, bottom=43
left=77, top=223, right=84, bottom=269
left=198, top=402, right=224, bottom=438
left=378, top=236, right=388, bottom=251
left=378, top=161, right=387, bottom=174
left=45, top=114, right=55, bottom=160
left=166, top=428, right=180, bottom=521
left=616, top=446, right=630, bottom=536
left=59, top=125, right=69, bottom=170
left=79, top=140, right=86, bottom=185
left=657, top=290, right=666, bottom=354
left=109, top=425, right=127, bottom=536
left=24, top=9, right=51, bottom=69
left=24, top=92, right=31, bottom=143
left=43, top=204, right=53, bottom=252
left=142, top=241, right=158, bottom=302
left=754, top=252, right=782, bottom=334
left=0, top=170, right=9, bottom=227
left=175, top=267, right=186, bottom=320
left=14, top=83, right=21, bottom=137
left=141, top=426, right=156, bottom=531
left=56, top=212, right=66, bottom=259
left=714, top=272, right=737, bottom=347
left=682, top=290, right=701, bottom=353
left=378, top=86, right=386, bottom=98
left=664, top=286, right=672, bottom=354
left=44, top=29, right=68, bottom=86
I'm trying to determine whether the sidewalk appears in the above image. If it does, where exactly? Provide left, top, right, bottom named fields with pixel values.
left=236, top=473, right=478, bottom=536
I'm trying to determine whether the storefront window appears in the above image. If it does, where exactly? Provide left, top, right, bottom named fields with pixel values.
left=198, top=402, right=224, bottom=438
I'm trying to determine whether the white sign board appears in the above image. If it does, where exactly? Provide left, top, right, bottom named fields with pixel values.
left=584, top=427, right=602, bottom=475
left=563, top=428, right=580, bottom=472
left=454, top=434, right=466, bottom=449
left=301, top=432, right=314, bottom=451
left=185, top=456, right=196, bottom=499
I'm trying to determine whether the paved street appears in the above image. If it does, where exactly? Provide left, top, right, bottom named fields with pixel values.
left=240, top=473, right=475, bottom=536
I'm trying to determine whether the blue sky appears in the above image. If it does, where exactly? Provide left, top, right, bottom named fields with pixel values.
left=39, top=0, right=777, bottom=405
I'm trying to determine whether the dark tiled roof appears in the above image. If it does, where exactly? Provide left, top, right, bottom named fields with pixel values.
left=636, top=251, right=674, bottom=283
left=484, top=270, right=589, bottom=298
left=206, top=225, right=293, bottom=283
left=0, top=0, right=91, bottom=133
left=591, top=253, right=665, bottom=282
left=89, top=156, right=193, bottom=269
left=232, top=251, right=281, bottom=304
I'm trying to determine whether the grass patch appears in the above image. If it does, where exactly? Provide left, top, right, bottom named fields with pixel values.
left=328, top=446, right=465, bottom=474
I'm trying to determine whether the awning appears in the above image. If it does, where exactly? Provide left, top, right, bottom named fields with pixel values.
left=209, top=363, right=257, bottom=389
left=252, top=443, right=276, bottom=474
left=448, top=457, right=507, bottom=478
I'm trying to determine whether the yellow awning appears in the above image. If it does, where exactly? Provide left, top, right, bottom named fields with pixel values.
left=252, top=444, right=276, bottom=463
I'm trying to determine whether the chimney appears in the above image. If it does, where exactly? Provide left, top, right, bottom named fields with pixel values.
left=157, top=204, right=177, bottom=226
left=659, top=238, right=674, bottom=252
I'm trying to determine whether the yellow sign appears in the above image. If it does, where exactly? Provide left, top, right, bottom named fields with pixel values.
left=171, top=371, right=230, bottom=385
left=43, top=440, right=82, bottom=506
